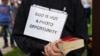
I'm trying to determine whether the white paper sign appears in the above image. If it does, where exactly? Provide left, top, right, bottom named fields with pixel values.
left=24, top=5, right=68, bottom=42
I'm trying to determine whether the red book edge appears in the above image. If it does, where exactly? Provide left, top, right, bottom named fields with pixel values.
left=61, top=35, right=79, bottom=41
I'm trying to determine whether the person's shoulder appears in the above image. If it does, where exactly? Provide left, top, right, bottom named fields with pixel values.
left=67, top=0, right=80, bottom=4
left=21, top=0, right=29, bottom=4
left=67, top=0, right=81, bottom=5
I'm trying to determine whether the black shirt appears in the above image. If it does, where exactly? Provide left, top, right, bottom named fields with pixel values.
left=0, top=50, right=3, bottom=56
left=12, top=0, right=88, bottom=56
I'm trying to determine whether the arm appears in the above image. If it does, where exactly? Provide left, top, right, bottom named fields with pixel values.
left=12, top=0, right=48, bottom=54
left=13, top=34, right=46, bottom=54
left=10, top=11, right=14, bottom=26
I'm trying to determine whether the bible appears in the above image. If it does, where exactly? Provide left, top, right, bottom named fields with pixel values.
left=57, top=37, right=84, bottom=56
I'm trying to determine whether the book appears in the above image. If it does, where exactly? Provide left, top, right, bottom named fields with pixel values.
left=57, top=37, right=84, bottom=56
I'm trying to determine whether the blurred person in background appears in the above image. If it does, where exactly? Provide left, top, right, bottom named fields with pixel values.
left=81, top=0, right=92, bottom=56
left=11, top=0, right=20, bottom=19
left=0, top=0, right=16, bottom=48
left=88, top=0, right=92, bottom=8
left=81, top=0, right=91, bottom=24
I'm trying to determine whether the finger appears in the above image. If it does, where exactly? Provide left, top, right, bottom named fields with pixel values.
left=46, top=43, right=53, bottom=56
left=47, top=43, right=55, bottom=55
left=44, top=43, right=52, bottom=56
left=48, top=50, right=63, bottom=56
left=42, top=52, right=47, bottom=56
left=44, top=43, right=57, bottom=56
left=50, top=42, right=61, bottom=53
left=54, top=39, right=62, bottom=48
left=53, top=53, right=64, bottom=56
left=46, top=43, right=63, bottom=56
left=44, top=45, right=49, bottom=56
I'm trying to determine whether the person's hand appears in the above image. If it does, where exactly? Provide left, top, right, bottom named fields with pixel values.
left=42, top=39, right=64, bottom=56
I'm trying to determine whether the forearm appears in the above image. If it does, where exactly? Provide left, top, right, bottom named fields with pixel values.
left=13, top=34, right=47, bottom=54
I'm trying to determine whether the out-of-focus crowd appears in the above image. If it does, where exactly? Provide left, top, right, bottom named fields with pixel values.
left=0, top=0, right=21, bottom=56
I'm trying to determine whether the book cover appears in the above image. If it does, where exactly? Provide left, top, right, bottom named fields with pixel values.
left=57, top=37, right=84, bottom=56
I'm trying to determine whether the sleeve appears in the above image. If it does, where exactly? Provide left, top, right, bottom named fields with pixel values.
left=66, top=0, right=88, bottom=56
left=12, top=0, right=48, bottom=54
left=13, top=35, right=46, bottom=54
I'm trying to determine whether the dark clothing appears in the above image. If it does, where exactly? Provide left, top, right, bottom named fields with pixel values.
left=88, top=47, right=92, bottom=56
left=0, top=50, right=3, bottom=56
left=0, top=22, right=14, bottom=45
left=0, top=3, right=15, bottom=46
left=84, top=7, right=91, bottom=24
left=12, top=0, right=88, bottom=56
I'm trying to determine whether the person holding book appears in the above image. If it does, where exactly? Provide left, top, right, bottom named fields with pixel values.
left=12, top=0, right=88, bottom=56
